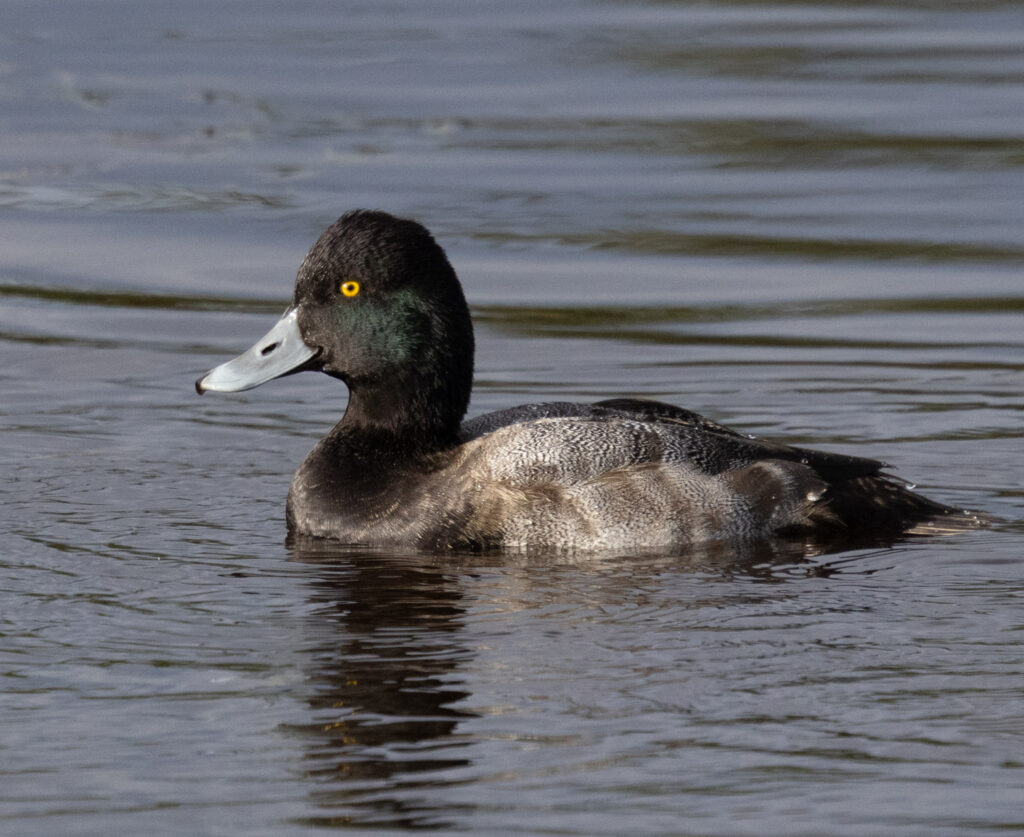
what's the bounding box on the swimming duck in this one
[197,210,984,550]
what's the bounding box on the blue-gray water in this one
[3,2,1023,835]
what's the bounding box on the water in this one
[3,1,1023,834]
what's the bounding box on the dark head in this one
[197,210,475,446]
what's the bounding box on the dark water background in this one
[3,1,1024,834]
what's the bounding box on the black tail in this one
[812,474,994,535]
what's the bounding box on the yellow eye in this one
[340,280,360,298]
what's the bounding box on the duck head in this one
[196,210,475,443]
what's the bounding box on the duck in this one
[196,209,986,551]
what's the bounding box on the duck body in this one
[197,210,984,551]
[285,396,962,550]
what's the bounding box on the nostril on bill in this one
[261,342,279,356]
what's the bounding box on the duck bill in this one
[196,308,319,394]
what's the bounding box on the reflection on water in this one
[278,531,940,830]
[287,544,475,829]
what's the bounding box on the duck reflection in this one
[286,536,477,830]
[282,528,922,828]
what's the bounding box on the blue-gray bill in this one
[195,308,317,394]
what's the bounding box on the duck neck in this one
[336,367,469,455]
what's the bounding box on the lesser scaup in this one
[197,210,986,550]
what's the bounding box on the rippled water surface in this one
[3,1,1024,834]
